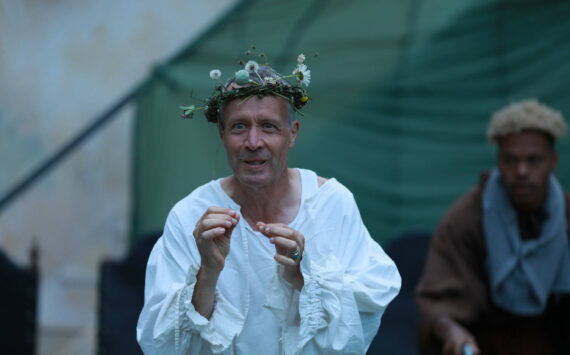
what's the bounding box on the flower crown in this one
[180,49,313,124]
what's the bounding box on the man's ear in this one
[289,120,300,148]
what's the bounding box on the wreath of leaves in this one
[182,82,308,123]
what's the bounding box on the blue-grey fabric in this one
[483,168,570,315]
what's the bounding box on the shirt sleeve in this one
[264,188,401,355]
[136,209,245,355]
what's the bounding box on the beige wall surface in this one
[0,0,236,354]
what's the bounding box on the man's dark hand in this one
[434,316,480,355]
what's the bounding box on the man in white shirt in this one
[137,57,401,355]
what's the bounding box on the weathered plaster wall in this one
[0,0,237,353]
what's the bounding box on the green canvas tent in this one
[132,0,570,245]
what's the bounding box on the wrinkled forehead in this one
[223,94,289,120]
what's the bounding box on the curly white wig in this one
[487,99,567,143]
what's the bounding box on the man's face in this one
[497,130,557,211]
[220,95,299,188]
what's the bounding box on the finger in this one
[270,236,297,250]
[257,223,304,252]
[206,206,239,216]
[257,221,288,233]
[274,254,298,267]
[256,221,267,233]
[272,227,304,251]
[209,214,240,236]
[204,213,239,221]
[227,217,240,235]
[196,213,239,235]
[201,217,237,230]
[259,221,288,228]
[194,220,230,238]
[199,207,239,223]
[200,227,227,240]
[467,342,480,355]
[259,224,296,239]
[257,222,289,230]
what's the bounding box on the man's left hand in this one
[257,222,304,289]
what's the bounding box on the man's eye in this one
[503,156,517,165]
[528,156,544,166]
[262,123,277,131]
[231,123,246,130]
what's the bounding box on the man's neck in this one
[222,168,301,229]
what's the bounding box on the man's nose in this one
[245,127,262,150]
[516,162,529,176]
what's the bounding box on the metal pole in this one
[0,85,140,213]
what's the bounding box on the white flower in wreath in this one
[209,69,222,80]
[245,60,260,73]
[264,77,277,84]
[293,64,311,87]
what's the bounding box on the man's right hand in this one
[434,316,480,355]
[193,207,240,274]
[192,207,239,319]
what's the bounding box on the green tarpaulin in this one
[132,0,570,245]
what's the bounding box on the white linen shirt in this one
[137,169,401,354]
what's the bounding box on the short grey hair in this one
[218,65,295,129]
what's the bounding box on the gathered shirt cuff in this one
[175,264,245,354]
[298,256,344,341]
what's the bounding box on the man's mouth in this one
[244,160,267,166]
[510,183,535,196]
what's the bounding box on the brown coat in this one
[416,178,570,355]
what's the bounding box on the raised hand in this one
[193,207,240,274]
[257,222,305,289]
[192,207,240,319]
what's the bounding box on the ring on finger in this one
[288,247,301,261]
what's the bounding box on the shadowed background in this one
[1,0,570,354]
